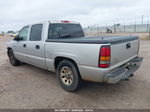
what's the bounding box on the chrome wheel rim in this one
[60,66,73,86]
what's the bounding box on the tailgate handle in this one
[126,43,131,49]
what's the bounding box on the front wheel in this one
[56,60,81,92]
[8,49,20,66]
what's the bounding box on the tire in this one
[8,49,20,66]
[56,60,81,92]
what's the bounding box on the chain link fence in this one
[84,24,150,34]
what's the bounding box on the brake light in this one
[61,20,70,23]
[99,45,111,68]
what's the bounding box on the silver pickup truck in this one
[7,20,143,92]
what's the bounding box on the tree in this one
[7,31,14,34]
[2,31,4,36]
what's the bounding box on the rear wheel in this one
[56,60,81,92]
[8,49,20,66]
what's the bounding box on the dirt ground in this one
[0,36,150,109]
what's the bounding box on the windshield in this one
[48,23,84,39]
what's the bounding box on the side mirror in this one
[13,35,19,41]
[13,35,23,41]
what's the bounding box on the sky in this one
[0,0,150,32]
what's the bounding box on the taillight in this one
[99,45,111,68]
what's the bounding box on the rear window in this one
[48,23,84,39]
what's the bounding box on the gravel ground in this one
[0,37,150,109]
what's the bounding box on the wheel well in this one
[54,57,76,69]
[54,57,82,79]
[7,47,12,51]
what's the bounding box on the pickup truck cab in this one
[7,20,143,92]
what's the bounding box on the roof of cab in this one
[49,20,80,24]
[23,20,80,27]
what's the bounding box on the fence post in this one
[124,25,126,32]
[100,27,102,33]
[147,24,149,32]
[90,27,92,33]
[114,25,116,33]
[97,27,99,34]
[134,24,136,33]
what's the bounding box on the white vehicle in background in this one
[9,33,15,37]
[7,20,143,92]
[9,32,19,37]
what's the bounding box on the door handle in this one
[126,43,131,49]
[35,45,40,49]
[23,44,26,47]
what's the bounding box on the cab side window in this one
[19,26,29,41]
[30,24,43,41]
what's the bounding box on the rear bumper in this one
[104,57,143,84]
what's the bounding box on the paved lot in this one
[0,37,150,109]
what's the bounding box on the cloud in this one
[0,0,150,32]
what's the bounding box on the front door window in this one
[19,26,29,41]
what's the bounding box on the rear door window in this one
[30,24,43,41]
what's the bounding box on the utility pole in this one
[149,23,150,39]
[142,15,144,24]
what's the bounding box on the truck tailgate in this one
[109,36,139,68]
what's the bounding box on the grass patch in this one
[140,37,150,40]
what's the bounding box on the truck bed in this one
[46,35,139,70]
[46,35,138,45]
